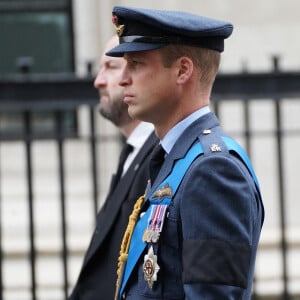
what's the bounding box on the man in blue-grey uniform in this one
[107,6,264,300]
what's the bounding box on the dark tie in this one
[149,144,165,183]
[112,143,133,189]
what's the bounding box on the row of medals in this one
[142,204,168,289]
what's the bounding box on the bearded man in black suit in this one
[68,35,157,300]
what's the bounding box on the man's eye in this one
[107,63,118,69]
[130,60,140,68]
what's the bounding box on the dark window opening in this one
[0,0,78,138]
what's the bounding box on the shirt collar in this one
[161,106,210,154]
[127,121,154,149]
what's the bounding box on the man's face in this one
[94,37,131,127]
[119,49,179,127]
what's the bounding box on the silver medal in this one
[143,246,160,288]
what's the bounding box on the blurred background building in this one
[0,0,300,299]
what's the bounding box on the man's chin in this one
[128,109,146,122]
[98,106,111,119]
[128,108,138,120]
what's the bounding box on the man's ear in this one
[176,56,194,84]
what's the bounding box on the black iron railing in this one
[0,67,300,300]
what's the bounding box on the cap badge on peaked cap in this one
[112,15,125,37]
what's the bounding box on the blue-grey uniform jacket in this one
[120,112,264,299]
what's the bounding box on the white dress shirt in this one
[122,122,154,175]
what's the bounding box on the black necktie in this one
[149,144,165,183]
[113,143,133,189]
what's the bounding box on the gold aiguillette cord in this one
[114,194,145,300]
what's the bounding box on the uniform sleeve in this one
[179,153,258,299]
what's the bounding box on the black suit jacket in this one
[69,132,158,300]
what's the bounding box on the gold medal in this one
[142,229,150,242]
[143,246,160,288]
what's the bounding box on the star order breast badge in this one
[143,246,160,288]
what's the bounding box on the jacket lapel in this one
[82,132,157,267]
[149,112,219,194]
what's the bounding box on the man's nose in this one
[119,67,131,87]
[94,70,106,89]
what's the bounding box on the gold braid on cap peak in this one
[115,194,145,299]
